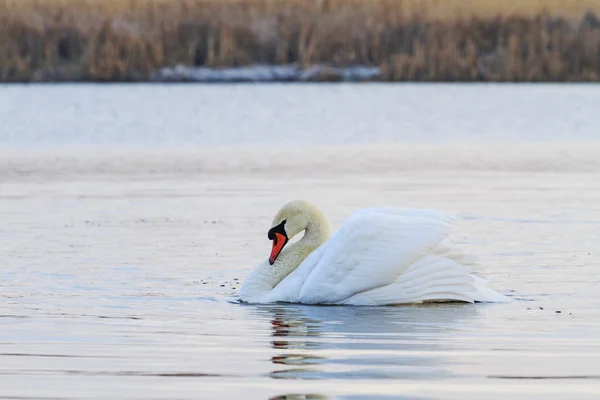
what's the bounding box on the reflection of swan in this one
[255,303,479,351]
[243,303,479,382]
[241,200,508,305]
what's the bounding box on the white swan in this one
[240,200,509,305]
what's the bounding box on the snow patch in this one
[151,64,381,82]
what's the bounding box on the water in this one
[1,84,600,399]
[2,83,600,147]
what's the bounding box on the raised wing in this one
[296,208,455,304]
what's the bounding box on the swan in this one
[240,200,509,305]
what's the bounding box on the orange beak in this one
[269,232,288,265]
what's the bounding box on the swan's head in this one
[267,200,325,265]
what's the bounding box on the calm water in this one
[1,84,600,400]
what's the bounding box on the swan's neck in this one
[240,214,330,302]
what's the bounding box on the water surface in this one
[1,84,600,399]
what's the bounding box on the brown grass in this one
[1,0,600,82]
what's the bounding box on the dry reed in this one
[1,0,600,82]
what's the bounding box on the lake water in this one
[1,84,600,400]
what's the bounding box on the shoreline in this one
[2,1,600,83]
[7,59,600,84]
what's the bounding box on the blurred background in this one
[2,0,600,82]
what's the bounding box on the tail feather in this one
[340,254,508,305]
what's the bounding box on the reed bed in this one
[1,0,600,82]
